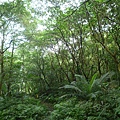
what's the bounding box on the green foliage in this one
[48,88,120,120]
[0,97,47,120]
[1,0,120,97]
[0,1,120,120]
[61,72,115,99]
[48,98,81,120]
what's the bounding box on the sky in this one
[0,0,14,4]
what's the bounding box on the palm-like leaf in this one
[75,74,88,84]
[70,81,77,86]
[75,74,89,92]
[60,71,115,99]
[60,85,82,93]
[93,71,115,87]
[88,73,98,93]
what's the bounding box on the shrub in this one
[48,89,120,120]
[0,96,47,120]
[60,72,115,100]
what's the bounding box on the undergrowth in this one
[0,96,47,120]
[0,88,120,120]
[47,88,120,120]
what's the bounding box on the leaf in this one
[95,0,104,2]
[75,74,86,81]
[93,72,115,88]
[87,93,96,99]
[98,71,115,84]
[75,74,88,84]
[89,73,98,92]
[60,85,82,93]
[70,81,77,86]
[59,93,75,99]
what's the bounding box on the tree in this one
[0,0,32,96]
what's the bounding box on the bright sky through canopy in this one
[0,0,84,48]
[0,0,14,4]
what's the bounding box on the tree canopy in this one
[0,0,120,97]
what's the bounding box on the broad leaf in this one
[75,74,88,85]
[60,85,82,93]
[97,71,115,85]
[89,73,98,92]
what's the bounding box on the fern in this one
[60,72,115,99]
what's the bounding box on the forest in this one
[0,0,120,119]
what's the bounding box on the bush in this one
[0,96,47,120]
[48,89,120,120]
[60,72,115,100]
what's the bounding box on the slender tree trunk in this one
[7,41,14,96]
[0,32,5,96]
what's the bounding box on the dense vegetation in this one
[0,0,120,119]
